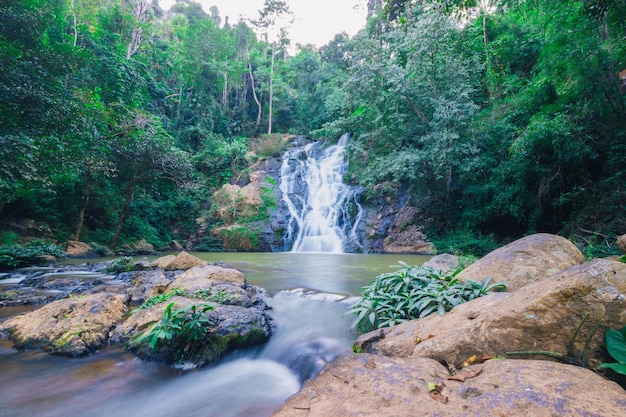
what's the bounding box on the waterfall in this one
[279,133,364,253]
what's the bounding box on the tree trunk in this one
[268,41,276,135]
[73,170,91,241]
[246,46,262,130]
[109,181,136,250]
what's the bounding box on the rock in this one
[617,234,626,254]
[114,296,271,365]
[172,264,247,290]
[422,254,461,273]
[457,233,585,291]
[0,293,129,357]
[359,258,626,367]
[152,254,176,269]
[120,239,155,255]
[125,270,172,304]
[152,251,206,271]
[383,224,436,254]
[271,353,626,417]
[169,240,185,251]
[360,185,436,254]
[65,240,95,258]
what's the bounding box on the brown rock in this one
[457,233,584,291]
[0,293,128,356]
[360,258,626,367]
[152,251,206,271]
[272,354,626,417]
[422,254,461,273]
[65,240,93,257]
[168,240,184,251]
[617,234,626,255]
[126,270,172,303]
[383,224,436,254]
[173,264,246,291]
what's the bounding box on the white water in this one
[1,288,357,417]
[279,134,363,253]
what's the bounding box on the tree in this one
[251,0,292,134]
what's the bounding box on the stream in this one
[0,252,428,417]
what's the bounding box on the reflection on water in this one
[0,253,428,417]
[191,252,430,296]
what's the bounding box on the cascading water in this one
[279,133,364,253]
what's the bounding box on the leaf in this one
[605,326,626,364]
[449,368,483,381]
[598,362,626,375]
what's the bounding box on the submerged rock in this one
[272,354,626,417]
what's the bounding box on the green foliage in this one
[134,287,236,312]
[429,230,500,257]
[0,240,64,270]
[599,326,626,376]
[105,256,135,274]
[130,302,215,364]
[348,262,505,333]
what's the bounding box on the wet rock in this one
[0,293,129,357]
[113,296,271,366]
[271,354,626,417]
[359,258,626,367]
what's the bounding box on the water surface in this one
[0,252,429,417]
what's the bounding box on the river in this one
[0,252,428,417]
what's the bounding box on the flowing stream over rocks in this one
[279,134,364,253]
[0,252,429,417]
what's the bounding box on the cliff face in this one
[203,138,435,254]
[357,182,436,254]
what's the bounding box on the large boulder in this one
[113,296,271,365]
[272,353,626,417]
[358,258,626,367]
[0,293,129,356]
[173,264,247,290]
[457,233,585,291]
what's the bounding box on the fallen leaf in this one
[462,354,492,368]
[449,368,483,382]
[427,382,448,404]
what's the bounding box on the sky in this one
[159,0,368,49]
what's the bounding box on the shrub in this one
[0,239,64,270]
[348,262,505,333]
[130,302,215,364]
[105,256,135,274]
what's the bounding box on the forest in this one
[0,0,624,258]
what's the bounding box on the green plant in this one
[131,302,215,364]
[599,326,626,375]
[133,288,189,312]
[192,288,237,304]
[0,240,64,270]
[347,262,505,333]
[105,256,135,274]
[506,313,603,366]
